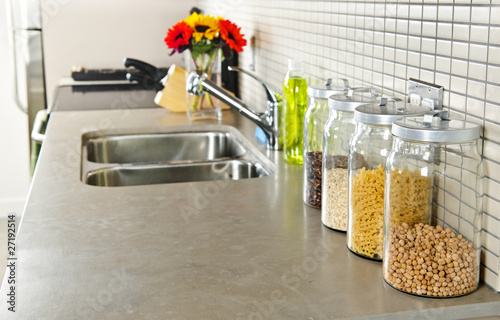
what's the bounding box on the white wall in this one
[0,0,31,218]
[41,0,197,105]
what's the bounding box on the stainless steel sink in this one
[85,160,270,187]
[81,125,276,187]
[84,131,247,163]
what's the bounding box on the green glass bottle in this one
[282,60,308,165]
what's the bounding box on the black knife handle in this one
[123,58,168,81]
[126,73,164,92]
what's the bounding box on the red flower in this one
[218,19,247,53]
[164,21,192,53]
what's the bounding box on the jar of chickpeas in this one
[383,111,483,298]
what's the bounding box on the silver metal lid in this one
[392,111,481,143]
[307,78,368,99]
[354,98,430,125]
[328,88,380,112]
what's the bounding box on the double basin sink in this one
[81,125,276,187]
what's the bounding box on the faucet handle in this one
[186,71,208,96]
[341,78,350,89]
[227,66,279,104]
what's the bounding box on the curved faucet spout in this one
[186,70,281,150]
[227,66,279,106]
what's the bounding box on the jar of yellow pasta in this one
[383,111,483,298]
[347,98,429,260]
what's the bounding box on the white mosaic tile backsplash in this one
[197,0,500,291]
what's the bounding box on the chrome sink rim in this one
[84,130,248,164]
[80,124,276,187]
[85,159,271,187]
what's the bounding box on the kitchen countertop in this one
[2,106,500,319]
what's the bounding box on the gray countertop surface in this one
[1,107,500,319]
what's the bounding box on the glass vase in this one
[184,48,222,121]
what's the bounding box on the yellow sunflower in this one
[184,12,219,42]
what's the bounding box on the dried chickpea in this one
[384,223,479,297]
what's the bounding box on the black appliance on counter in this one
[51,83,159,112]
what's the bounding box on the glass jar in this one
[303,79,356,208]
[383,111,483,298]
[347,98,429,260]
[321,89,378,230]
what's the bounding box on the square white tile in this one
[438,5,454,21]
[454,6,471,23]
[472,6,491,24]
[471,25,490,44]
[490,26,500,46]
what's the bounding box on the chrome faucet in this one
[186,67,281,150]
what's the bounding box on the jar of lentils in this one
[383,111,483,297]
[321,89,377,231]
[303,79,358,208]
[347,98,429,260]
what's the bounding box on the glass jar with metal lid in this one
[321,88,379,231]
[347,98,430,260]
[303,79,365,208]
[383,111,483,298]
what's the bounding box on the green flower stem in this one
[190,94,200,112]
[188,48,219,112]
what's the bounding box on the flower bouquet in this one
[165,12,247,120]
